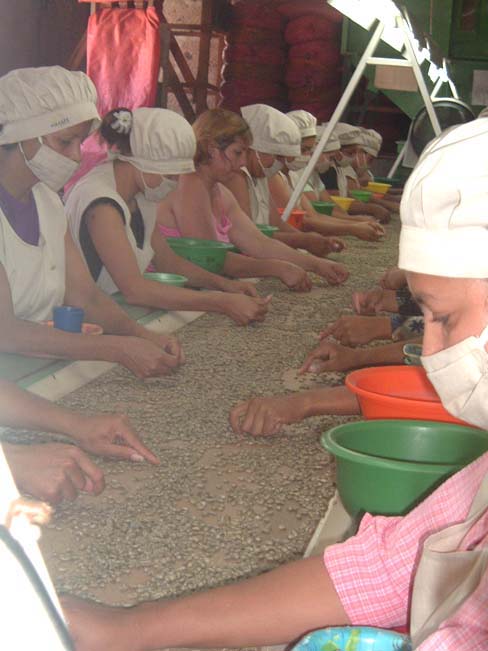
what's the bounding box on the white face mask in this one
[287,155,310,172]
[421,324,488,429]
[19,137,79,192]
[337,154,354,168]
[139,171,177,202]
[256,152,283,178]
[315,157,331,174]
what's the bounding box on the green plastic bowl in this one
[143,272,188,287]
[257,224,278,238]
[349,189,372,203]
[321,419,488,516]
[166,237,234,274]
[311,200,335,216]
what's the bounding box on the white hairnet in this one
[361,128,382,157]
[317,124,341,152]
[399,119,488,278]
[118,107,196,175]
[335,122,364,147]
[0,66,100,144]
[241,104,301,157]
[286,110,317,139]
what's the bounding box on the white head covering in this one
[316,124,341,152]
[335,122,364,147]
[399,119,488,278]
[286,110,317,139]
[361,128,382,157]
[241,104,301,157]
[0,66,100,145]
[117,107,196,175]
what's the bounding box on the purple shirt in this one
[0,183,40,245]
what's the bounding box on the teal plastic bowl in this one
[143,272,188,287]
[311,200,335,215]
[321,419,488,516]
[292,627,411,651]
[166,237,234,274]
[375,175,402,188]
[257,224,278,238]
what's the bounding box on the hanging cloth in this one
[66,5,161,192]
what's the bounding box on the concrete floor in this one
[3,219,399,647]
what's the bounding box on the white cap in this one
[118,107,196,175]
[286,110,317,139]
[0,66,100,145]
[316,124,341,152]
[335,122,364,147]
[241,104,301,157]
[361,128,382,157]
[399,119,488,278]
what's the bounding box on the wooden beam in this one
[159,22,171,108]
[167,61,196,122]
[160,14,196,88]
[195,0,213,115]
[66,30,87,71]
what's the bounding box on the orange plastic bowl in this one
[278,208,305,230]
[345,365,469,426]
[43,321,103,335]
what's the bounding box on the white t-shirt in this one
[65,162,156,295]
[241,167,271,226]
[0,184,66,322]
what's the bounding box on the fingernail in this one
[130,453,145,462]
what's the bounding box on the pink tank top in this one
[158,184,232,243]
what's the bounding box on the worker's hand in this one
[219,277,259,297]
[313,259,349,286]
[319,314,392,346]
[68,413,159,464]
[221,293,271,325]
[323,237,346,253]
[299,232,338,257]
[278,263,313,292]
[115,336,183,378]
[300,341,362,374]
[379,267,406,290]
[353,222,385,242]
[352,287,397,315]
[4,442,105,505]
[229,394,307,436]
[367,203,391,224]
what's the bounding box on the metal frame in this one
[281,12,444,222]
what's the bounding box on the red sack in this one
[285,14,340,45]
[231,1,284,31]
[288,83,342,106]
[229,27,284,48]
[220,79,286,101]
[286,60,342,89]
[277,1,342,22]
[289,40,341,66]
[223,43,287,66]
[220,96,289,114]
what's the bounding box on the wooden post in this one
[194,0,213,115]
[159,22,171,108]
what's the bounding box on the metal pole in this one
[281,20,385,223]
[400,14,442,136]
[388,140,407,177]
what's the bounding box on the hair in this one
[192,108,252,166]
[99,107,133,155]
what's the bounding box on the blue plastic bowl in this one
[292,627,411,651]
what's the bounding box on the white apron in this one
[241,167,271,226]
[65,161,156,295]
[410,473,488,648]
[0,183,66,322]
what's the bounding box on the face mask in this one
[287,155,310,172]
[336,154,354,168]
[315,157,331,174]
[139,171,177,202]
[256,152,283,178]
[19,137,79,192]
[421,324,488,429]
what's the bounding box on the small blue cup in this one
[53,306,84,333]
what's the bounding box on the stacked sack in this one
[278,1,342,122]
[219,1,287,113]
